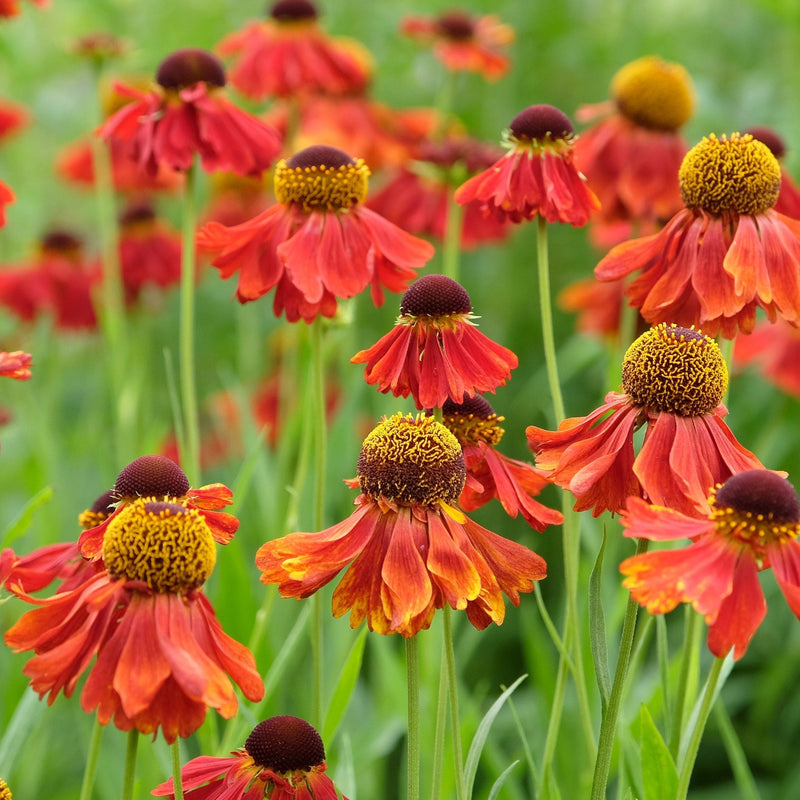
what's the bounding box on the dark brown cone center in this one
[245,716,325,772]
[509,104,574,141]
[114,455,191,498]
[400,275,471,317]
[715,470,800,522]
[156,48,226,90]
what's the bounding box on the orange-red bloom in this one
[198,144,434,323]
[527,324,765,517]
[734,317,800,398]
[216,0,370,101]
[455,104,600,226]
[401,9,514,81]
[0,349,31,380]
[620,470,800,659]
[441,396,563,531]
[153,715,347,800]
[574,56,695,247]
[0,180,13,228]
[352,274,518,410]
[0,0,46,18]
[0,98,29,140]
[595,133,800,338]
[5,499,263,743]
[99,48,281,177]
[257,413,547,636]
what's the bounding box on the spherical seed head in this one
[715,470,800,523]
[274,145,370,211]
[622,324,728,416]
[358,413,466,506]
[679,133,781,215]
[102,500,216,593]
[611,56,695,131]
[442,395,505,446]
[78,489,118,530]
[436,10,475,40]
[156,48,226,90]
[400,274,471,317]
[509,104,574,143]
[269,0,317,21]
[113,455,191,500]
[245,715,325,771]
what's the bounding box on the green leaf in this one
[323,626,368,744]
[0,486,53,548]
[640,704,678,800]
[589,528,611,711]
[464,674,527,798]
[487,760,520,800]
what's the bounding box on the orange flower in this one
[527,324,765,517]
[734,316,800,398]
[78,454,239,559]
[352,274,518,410]
[198,144,434,323]
[595,133,800,338]
[216,0,371,100]
[0,0,46,16]
[0,98,29,141]
[441,395,563,531]
[0,180,13,228]
[153,715,347,800]
[256,413,547,637]
[746,125,800,220]
[401,10,514,81]
[99,48,281,177]
[454,104,600,226]
[0,349,31,380]
[5,499,263,743]
[620,470,800,659]
[574,56,695,247]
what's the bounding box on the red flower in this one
[746,125,800,220]
[454,104,600,226]
[0,97,29,140]
[595,133,800,339]
[257,413,546,636]
[153,715,347,800]
[5,499,263,743]
[734,317,800,398]
[216,0,370,100]
[0,349,31,380]
[527,324,765,517]
[0,179,13,228]
[401,10,514,81]
[352,274,518,410]
[198,144,434,323]
[78,454,239,560]
[99,48,281,177]
[441,395,563,531]
[0,0,46,18]
[620,470,800,659]
[574,56,695,247]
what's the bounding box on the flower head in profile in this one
[198,144,434,323]
[595,132,800,338]
[78,454,239,559]
[216,0,371,100]
[0,350,31,381]
[527,324,765,518]
[352,274,518,410]
[621,470,800,660]
[257,413,547,636]
[746,125,800,220]
[153,715,347,800]
[98,48,281,177]
[454,104,600,226]
[401,9,514,81]
[5,499,263,742]
[574,55,695,246]
[441,395,563,531]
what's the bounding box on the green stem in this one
[121,729,139,800]
[171,739,185,800]
[78,716,104,800]
[430,632,449,800]
[590,537,649,800]
[441,185,465,282]
[179,162,200,486]
[676,656,727,800]
[406,635,421,800]
[713,700,762,800]
[443,606,466,800]
[669,608,701,758]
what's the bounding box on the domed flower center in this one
[507,105,574,154]
[358,413,466,506]
[40,230,83,261]
[442,396,505,446]
[156,48,226,90]
[245,715,325,772]
[274,145,370,211]
[102,500,216,593]
[710,470,800,552]
[745,126,786,160]
[679,133,781,215]
[621,323,728,416]
[78,489,118,530]
[436,11,475,40]
[270,0,318,23]
[611,56,695,131]
[399,274,472,318]
[120,203,157,230]
[114,454,191,500]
